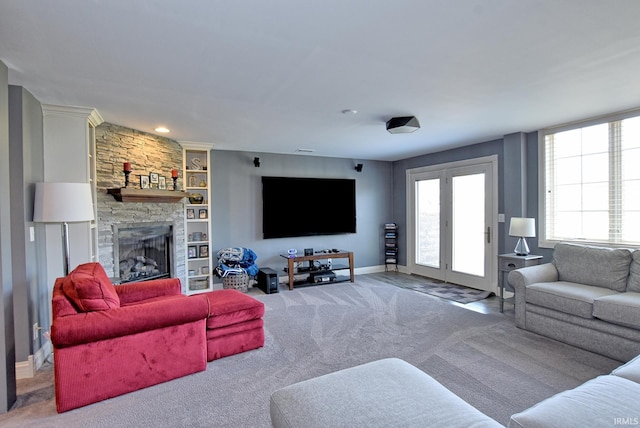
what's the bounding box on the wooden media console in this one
[280,251,354,290]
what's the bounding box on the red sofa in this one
[51,263,210,413]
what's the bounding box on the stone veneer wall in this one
[95,123,187,289]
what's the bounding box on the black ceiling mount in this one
[386,116,420,134]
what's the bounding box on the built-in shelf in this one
[182,143,214,295]
[107,187,188,203]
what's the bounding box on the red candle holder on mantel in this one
[171,169,180,191]
[123,162,132,187]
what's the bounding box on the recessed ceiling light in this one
[341,109,358,115]
[296,148,316,153]
[155,126,170,133]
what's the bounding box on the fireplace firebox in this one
[113,222,175,283]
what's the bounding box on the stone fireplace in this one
[95,123,187,289]
[113,222,175,283]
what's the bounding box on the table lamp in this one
[509,217,536,256]
[33,182,95,275]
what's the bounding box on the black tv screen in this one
[262,177,356,239]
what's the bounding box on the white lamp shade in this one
[33,182,95,223]
[509,217,536,238]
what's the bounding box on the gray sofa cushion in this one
[628,251,640,293]
[508,375,640,428]
[527,281,618,319]
[270,358,502,428]
[553,243,631,292]
[593,292,640,329]
[611,353,640,383]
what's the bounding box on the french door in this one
[407,156,497,291]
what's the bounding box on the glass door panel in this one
[407,157,496,292]
[451,173,485,277]
[416,178,440,268]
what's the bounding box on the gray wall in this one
[210,151,393,274]
[8,85,45,362]
[0,60,17,412]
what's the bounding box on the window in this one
[540,109,640,247]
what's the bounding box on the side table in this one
[498,253,542,312]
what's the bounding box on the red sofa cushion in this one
[62,262,120,312]
[52,294,209,347]
[116,277,182,305]
[203,289,265,329]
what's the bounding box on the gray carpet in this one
[0,272,620,427]
[390,275,494,303]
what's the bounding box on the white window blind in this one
[542,111,640,246]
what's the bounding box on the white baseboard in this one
[16,340,53,379]
[355,265,410,275]
[354,265,385,274]
[15,355,34,379]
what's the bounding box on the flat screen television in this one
[262,176,356,239]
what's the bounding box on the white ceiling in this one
[2,1,640,161]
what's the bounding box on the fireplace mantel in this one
[107,188,188,203]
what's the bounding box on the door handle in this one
[486,226,491,244]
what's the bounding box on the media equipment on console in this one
[304,248,314,269]
[309,271,336,283]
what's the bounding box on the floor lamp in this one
[33,182,95,276]
[509,217,536,256]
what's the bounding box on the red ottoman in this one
[202,289,265,361]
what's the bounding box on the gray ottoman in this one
[270,358,501,428]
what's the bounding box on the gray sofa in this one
[270,355,640,427]
[508,242,640,362]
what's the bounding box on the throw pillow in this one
[627,251,640,293]
[553,243,631,292]
[63,262,120,312]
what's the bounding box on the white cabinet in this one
[42,104,103,325]
[181,143,214,294]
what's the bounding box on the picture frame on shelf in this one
[188,245,197,259]
[199,208,208,219]
[186,208,195,219]
[140,175,150,189]
[192,232,203,241]
[149,172,159,184]
[158,176,166,190]
[199,244,209,258]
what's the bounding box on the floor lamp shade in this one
[33,182,95,223]
[509,217,536,256]
[33,182,95,275]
